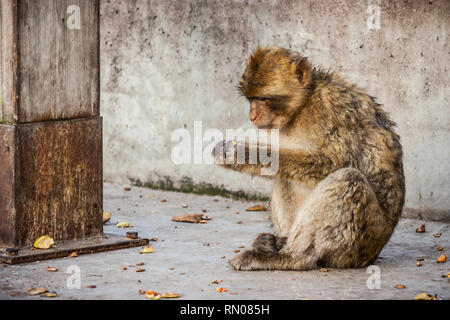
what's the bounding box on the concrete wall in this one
[100,0,450,220]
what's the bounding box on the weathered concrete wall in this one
[100,0,450,219]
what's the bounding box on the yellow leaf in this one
[140,246,154,254]
[103,212,111,224]
[116,221,130,228]
[33,236,54,250]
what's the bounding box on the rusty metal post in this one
[0,0,148,264]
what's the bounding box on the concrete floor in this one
[1,183,448,300]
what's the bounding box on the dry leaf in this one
[437,246,444,251]
[28,287,47,296]
[68,252,78,258]
[433,233,441,238]
[116,221,130,228]
[230,292,238,295]
[394,284,406,289]
[140,246,154,254]
[233,250,240,253]
[160,199,167,203]
[414,293,437,300]
[415,225,426,233]
[138,289,145,294]
[103,212,111,224]
[136,262,145,266]
[46,266,58,272]
[87,285,96,289]
[416,261,422,267]
[33,235,54,250]
[202,209,208,213]
[121,267,128,270]
[216,288,228,292]
[320,268,329,272]
[182,204,188,208]
[124,187,131,191]
[161,292,180,299]
[246,204,266,212]
[172,214,210,224]
[437,254,447,263]
[136,268,146,273]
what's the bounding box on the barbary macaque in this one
[213,46,405,271]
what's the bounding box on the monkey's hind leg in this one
[252,233,287,253]
[229,168,391,271]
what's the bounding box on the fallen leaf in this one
[121,267,128,270]
[416,257,425,261]
[211,280,219,284]
[33,235,54,250]
[42,292,57,298]
[46,266,58,272]
[320,268,329,272]
[414,293,438,300]
[234,211,240,215]
[416,261,422,267]
[437,246,444,251]
[140,246,154,254]
[172,214,210,224]
[161,292,180,299]
[169,267,175,270]
[230,292,238,295]
[87,285,96,289]
[233,250,240,253]
[202,209,208,213]
[138,289,145,294]
[394,284,407,289]
[136,268,146,273]
[216,288,228,292]
[179,272,186,275]
[433,233,441,238]
[103,212,111,224]
[415,225,426,233]
[68,252,78,258]
[182,204,188,208]
[105,235,110,239]
[28,287,47,296]
[136,262,145,266]
[246,204,266,212]
[437,254,447,263]
[160,199,167,203]
[124,187,131,191]
[116,221,130,228]
[221,256,226,259]
[238,245,245,249]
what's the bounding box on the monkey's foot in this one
[252,233,287,253]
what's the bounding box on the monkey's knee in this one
[252,233,287,253]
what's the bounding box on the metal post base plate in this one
[0,234,149,264]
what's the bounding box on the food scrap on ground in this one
[437,254,447,263]
[415,225,426,233]
[245,204,266,212]
[172,214,211,224]
[46,266,58,272]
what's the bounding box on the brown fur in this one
[214,46,405,271]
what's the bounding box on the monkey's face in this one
[249,98,283,129]
[239,46,312,129]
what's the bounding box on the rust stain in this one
[1,118,103,248]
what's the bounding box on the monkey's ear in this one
[294,58,312,87]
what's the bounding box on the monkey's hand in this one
[212,140,273,177]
